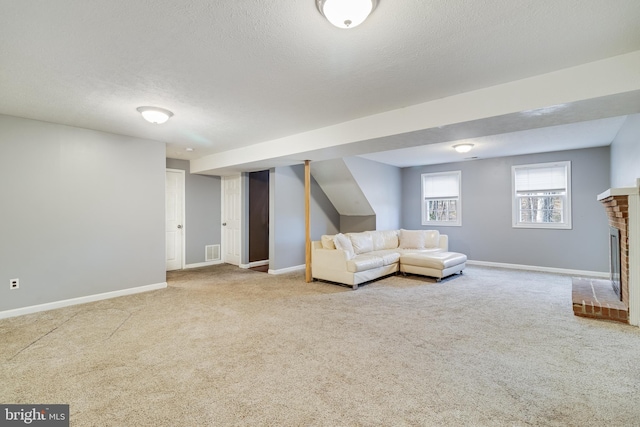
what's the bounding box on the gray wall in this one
[269,165,339,270]
[401,147,611,272]
[610,114,640,188]
[166,159,221,265]
[343,156,402,230]
[0,115,166,312]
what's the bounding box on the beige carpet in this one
[2,265,640,426]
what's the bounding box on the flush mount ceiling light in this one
[136,106,173,124]
[453,143,474,153]
[316,0,378,29]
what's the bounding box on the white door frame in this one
[221,175,242,265]
[166,168,186,271]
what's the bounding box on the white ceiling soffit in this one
[1,1,640,173]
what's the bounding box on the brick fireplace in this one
[601,195,630,302]
[572,182,640,325]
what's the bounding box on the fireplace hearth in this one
[572,277,628,323]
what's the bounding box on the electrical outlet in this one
[10,278,19,289]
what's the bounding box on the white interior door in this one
[222,175,241,265]
[166,169,185,271]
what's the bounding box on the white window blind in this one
[423,172,460,198]
[514,165,567,192]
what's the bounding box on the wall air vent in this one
[205,245,221,262]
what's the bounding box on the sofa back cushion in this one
[333,233,355,259]
[383,230,400,249]
[321,235,336,249]
[369,231,383,251]
[369,230,399,250]
[347,232,374,255]
[424,230,440,248]
[398,229,441,249]
[398,229,425,249]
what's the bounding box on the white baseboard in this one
[268,264,305,275]
[240,260,270,269]
[0,282,167,320]
[184,260,224,269]
[466,260,608,278]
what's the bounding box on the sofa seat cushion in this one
[400,252,467,270]
[397,248,443,256]
[347,254,384,273]
[370,250,401,266]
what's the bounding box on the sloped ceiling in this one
[311,159,374,216]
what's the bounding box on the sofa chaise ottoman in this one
[400,252,467,282]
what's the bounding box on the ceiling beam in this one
[192,50,640,176]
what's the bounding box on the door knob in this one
[177,225,183,229]
[222,222,227,226]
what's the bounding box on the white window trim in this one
[421,170,462,227]
[511,161,572,230]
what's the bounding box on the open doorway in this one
[249,170,269,271]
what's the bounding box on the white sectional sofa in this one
[311,229,466,289]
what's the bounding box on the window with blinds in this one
[421,170,461,226]
[512,161,571,229]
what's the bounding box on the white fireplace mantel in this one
[597,186,640,201]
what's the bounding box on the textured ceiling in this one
[1,0,640,169]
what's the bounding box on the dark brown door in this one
[249,170,269,262]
